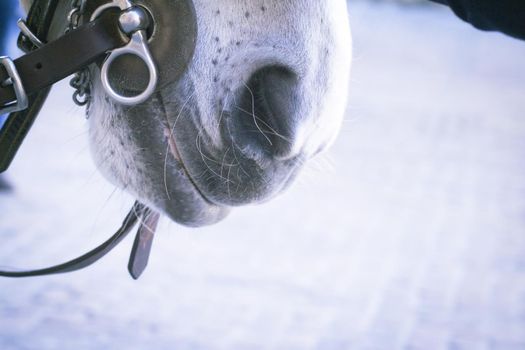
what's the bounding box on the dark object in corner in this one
[0,175,11,192]
[430,0,525,40]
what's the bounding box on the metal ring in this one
[100,30,157,105]
[92,1,158,105]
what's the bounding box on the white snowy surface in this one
[1,2,525,349]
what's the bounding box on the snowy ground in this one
[1,2,525,349]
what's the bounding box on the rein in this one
[0,202,160,280]
[0,0,196,279]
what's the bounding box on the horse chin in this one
[153,161,232,227]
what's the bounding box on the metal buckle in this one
[91,0,158,105]
[0,57,29,115]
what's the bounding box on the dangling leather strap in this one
[0,202,158,279]
[0,9,127,108]
[128,211,160,279]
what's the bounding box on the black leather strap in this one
[0,89,51,173]
[128,210,160,279]
[0,202,145,278]
[0,9,127,108]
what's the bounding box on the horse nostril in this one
[231,65,302,160]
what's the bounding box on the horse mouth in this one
[163,124,215,206]
[157,67,308,209]
[152,114,231,226]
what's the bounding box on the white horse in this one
[22,0,352,226]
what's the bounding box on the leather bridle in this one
[0,0,196,279]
